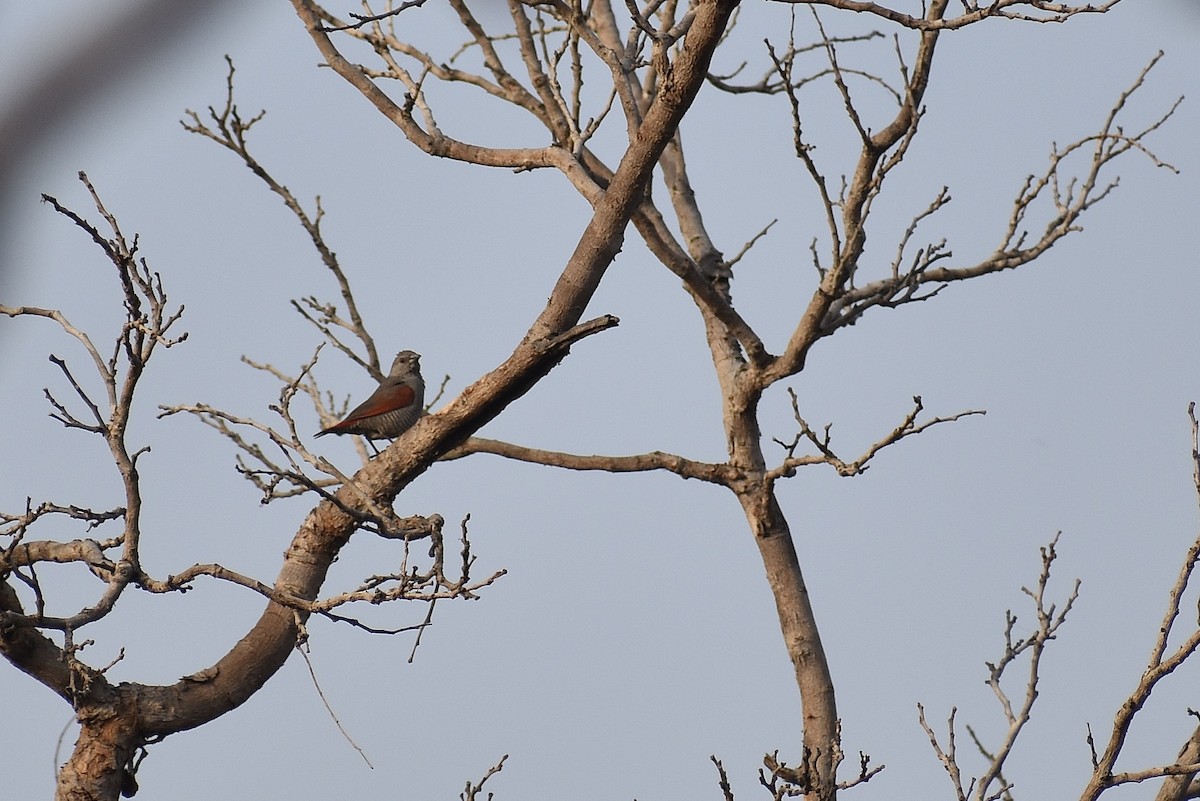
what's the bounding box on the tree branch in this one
[769,391,984,479]
[1080,404,1200,801]
[445,436,735,484]
[769,0,1120,31]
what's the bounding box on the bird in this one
[315,350,425,447]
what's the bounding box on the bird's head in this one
[388,350,421,378]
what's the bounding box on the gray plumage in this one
[315,350,425,440]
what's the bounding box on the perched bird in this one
[315,350,425,445]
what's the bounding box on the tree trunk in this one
[57,696,139,801]
[738,483,839,800]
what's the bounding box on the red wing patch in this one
[340,384,416,424]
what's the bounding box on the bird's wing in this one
[340,383,416,423]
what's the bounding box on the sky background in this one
[2,2,1199,799]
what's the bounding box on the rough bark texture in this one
[5,3,1170,800]
[0,5,742,800]
[741,486,839,796]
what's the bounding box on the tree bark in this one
[57,692,140,801]
[18,4,745,799]
[742,485,838,798]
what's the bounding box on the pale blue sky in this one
[3,2,1199,799]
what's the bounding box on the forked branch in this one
[1,175,185,636]
[1079,404,1200,801]
[769,391,984,479]
[920,534,1078,801]
[829,53,1178,336]
[182,57,381,376]
[771,0,1120,31]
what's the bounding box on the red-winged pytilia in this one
[315,350,425,444]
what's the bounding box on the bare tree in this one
[0,2,1190,800]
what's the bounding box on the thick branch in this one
[128,0,741,740]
